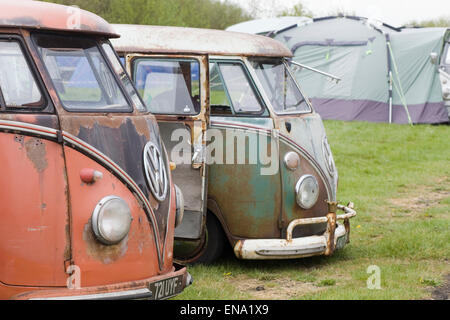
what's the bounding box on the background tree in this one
[407,16,450,28]
[42,0,252,30]
[278,1,313,18]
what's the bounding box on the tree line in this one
[43,0,252,30]
[43,0,449,29]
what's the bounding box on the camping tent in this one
[272,16,450,124]
[226,16,312,36]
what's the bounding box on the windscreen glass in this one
[445,46,450,65]
[34,34,130,112]
[102,43,146,112]
[251,58,311,114]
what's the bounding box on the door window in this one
[0,40,44,110]
[210,61,265,116]
[133,58,201,115]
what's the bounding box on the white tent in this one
[226,16,312,36]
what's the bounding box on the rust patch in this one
[130,117,151,140]
[24,137,48,173]
[83,220,128,264]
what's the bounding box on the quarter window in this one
[210,63,233,115]
[0,40,44,110]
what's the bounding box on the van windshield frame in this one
[32,33,132,113]
[250,58,312,115]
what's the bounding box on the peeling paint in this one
[24,138,48,173]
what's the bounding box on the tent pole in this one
[386,34,393,124]
[389,71,393,124]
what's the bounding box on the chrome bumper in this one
[12,265,192,300]
[234,203,356,260]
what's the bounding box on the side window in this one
[209,60,265,116]
[0,40,44,111]
[133,58,201,115]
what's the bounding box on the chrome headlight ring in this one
[295,175,320,209]
[92,196,133,245]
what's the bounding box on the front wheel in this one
[196,213,226,264]
[174,213,225,265]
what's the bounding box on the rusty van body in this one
[0,2,190,300]
[112,24,357,263]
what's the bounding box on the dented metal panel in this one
[112,24,293,58]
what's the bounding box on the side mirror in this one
[430,52,438,65]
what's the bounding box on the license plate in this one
[149,275,184,300]
[336,234,348,250]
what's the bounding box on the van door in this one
[208,59,282,239]
[127,54,209,241]
[0,35,69,287]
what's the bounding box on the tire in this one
[196,213,226,264]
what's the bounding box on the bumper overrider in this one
[12,264,193,300]
[234,202,357,259]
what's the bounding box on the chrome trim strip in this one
[30,288,152,300]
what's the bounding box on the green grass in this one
[174,120,450,300]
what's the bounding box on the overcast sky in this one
[227,0,450,27]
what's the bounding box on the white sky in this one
[227,0,450,27]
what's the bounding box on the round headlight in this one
[295,175,320,209]
[92,196,132,245]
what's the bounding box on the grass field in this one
[174,120,450,300]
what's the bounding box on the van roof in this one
[0,0,118,38]
[111,24,293,58]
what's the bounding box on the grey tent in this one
[273,16,450,124]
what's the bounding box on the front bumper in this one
[234,203,356,260]
[12,264,192,300]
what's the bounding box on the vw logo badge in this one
[143,142,168,202]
